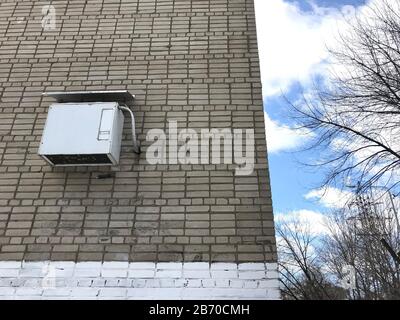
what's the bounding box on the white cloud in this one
[255,0,400,97]
[305,187,353,209]
[276,209,329,235]
[264,113,312,153]
[256,0,361,154]
[254,0,358,97]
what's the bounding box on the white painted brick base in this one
[0,261,281,300]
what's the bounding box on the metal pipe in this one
[119,105,140,154]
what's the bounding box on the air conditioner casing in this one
[38,102,124,166]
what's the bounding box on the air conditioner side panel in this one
[109,109,124,165]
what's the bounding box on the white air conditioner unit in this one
[38,91,139,166]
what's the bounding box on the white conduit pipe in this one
[118,104,141,154]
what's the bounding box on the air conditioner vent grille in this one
[45,154,113,165]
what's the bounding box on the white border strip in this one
[0,262,280,300]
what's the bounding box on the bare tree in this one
[277,219,345,300]
[278,188,400,300]
[288,0,400,193]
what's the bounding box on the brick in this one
[210,263,237,271]
[101,269,128,278]
[19,267,44,278]
[99,288,127,297]
[0,261,22,268]
[266,270,279,279]
[129,262,156,270]
[74,268,101,277]
[156,263,182,270]
[266,263,278,271]
[211,270,238,279]
[155,270,182,278]
[182,262,209,270]
[238,263,266,271]
[15,288,43,296]
[238,271,266,280]
[70,288,100,297]
[0,288,16,296]
[0,269,19,277]
[102,262,129,269]
[201,279,215,288]
[128,269,155,278]
[267,289,281,300]
[42,289,71,297]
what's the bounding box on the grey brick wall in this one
[0,0,276,263]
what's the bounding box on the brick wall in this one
[0,0,276,264]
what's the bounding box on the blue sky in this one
[254,0,370,230]
[287,0,366,10]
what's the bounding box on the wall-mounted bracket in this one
[43,90,135,107]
